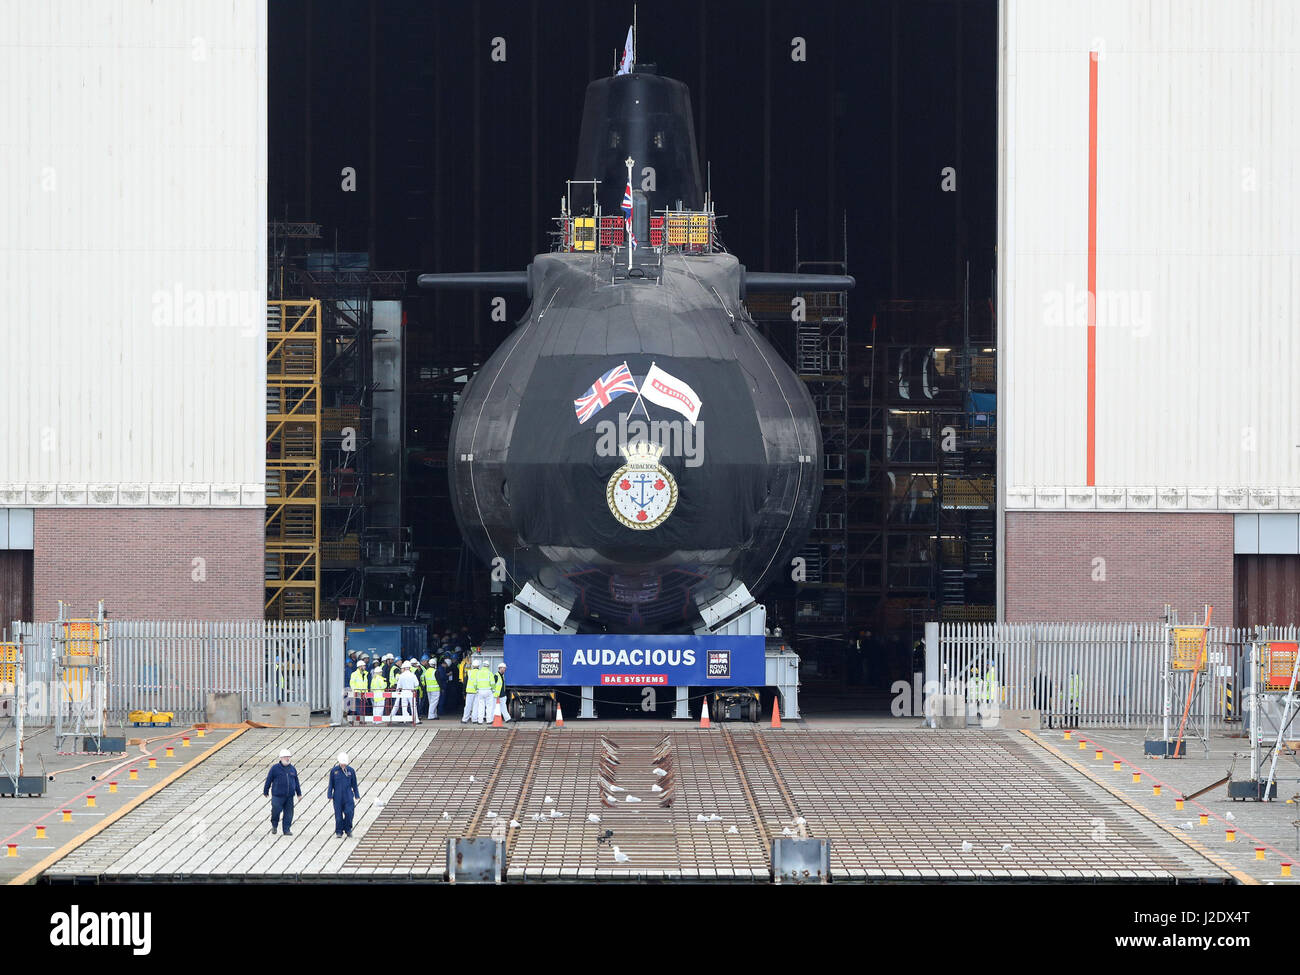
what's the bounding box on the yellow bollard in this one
[182,737,190,747]
[1112,760,1122,771]
[1095,749,1104,760]
[6,844,15,858]
[1199,813,1209,826]
[1153,784,1162,796]
[165,746,174,758]
[1175,799,1185,811]
[1282,862,1292,878]
[35,826,45,839]
[108,782,118,793]
[1064,731,1072,740]
[1078,739,1087,750]
[129,768,138,780]
[1226,829,1236,842]
[1131,772,1141,784]
[61,809,72,822]
[1256,848,1266,861]
[148,757,157,769]
[86,795,96,808]
[197,728,206,738]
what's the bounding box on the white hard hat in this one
[402,661,411,669]
[384,653,394,660]
[338,752,349,765]
[498,663,507,670]
[279,748,292,758]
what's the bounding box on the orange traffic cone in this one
[492,700,504,728]
[555,702,564,727]
[699,698,711,729]
[771,698,782,729]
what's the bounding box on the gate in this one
[10,619,344,727]
[928,622,1293,729]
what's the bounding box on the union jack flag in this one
[573,362,638,424]
[622,179,637,252]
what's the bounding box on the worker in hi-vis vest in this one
[370,664,388,718]
[423,657,442,719]
[349,660,370,718]
[983,662,998,708]
[474,659,495,724]
[461,656,482,723]
[492,663,510,723]
[1065,670,1082,727]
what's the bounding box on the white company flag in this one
[617,27,634,75]
[640,363,703,425]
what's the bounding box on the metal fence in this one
[10,619,345,727]
[927,622,1300,729]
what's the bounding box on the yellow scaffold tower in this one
[266,300,322,619]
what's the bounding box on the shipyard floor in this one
[8,719,1293,884]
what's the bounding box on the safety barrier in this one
[345,690,422,724]
[927,622,1300,729]
[9,619,345,727]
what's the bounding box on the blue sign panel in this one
[505,634,767,687]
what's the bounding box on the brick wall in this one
[1004,512,1234,625]
[33,509,264,620]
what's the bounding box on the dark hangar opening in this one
[266,0,997,712]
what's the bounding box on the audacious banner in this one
[504,634,766,687]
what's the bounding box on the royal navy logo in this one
[607,441,678,530]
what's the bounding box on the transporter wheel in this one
[544,698,556,722]
[747,700,759,723]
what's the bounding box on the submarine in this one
[419,56,854,636]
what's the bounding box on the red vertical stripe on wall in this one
[1086,52,1099,486]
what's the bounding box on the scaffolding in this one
[934,409,995,621]
[0,635,44,795]
[1233,637,1300,800]
[52,601,110,754]
[793,261,850,635]
[1143,611,1213,759]
[266,300,322,619]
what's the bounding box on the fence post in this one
[1124,624,1132,727]
[329,620,345,726]
[924,620,939,727]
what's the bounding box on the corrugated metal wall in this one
[0,1,267,504]
[1235,555,1300,629]
[998,0,1300,509]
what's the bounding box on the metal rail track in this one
[506,727,549,856]
[720,728,769,840]
[466,726,518,835]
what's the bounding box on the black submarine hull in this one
[448,250,822,633]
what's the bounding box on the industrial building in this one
[997,0,1300,628]
[1,1,268,624]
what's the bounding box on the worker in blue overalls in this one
[327,752,362,838]
[263,747,303,836]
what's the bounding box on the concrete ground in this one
[9,713,1296,885]
[1037,726,1300,885]
[17,718,1238,883]
[0,722,240,884]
